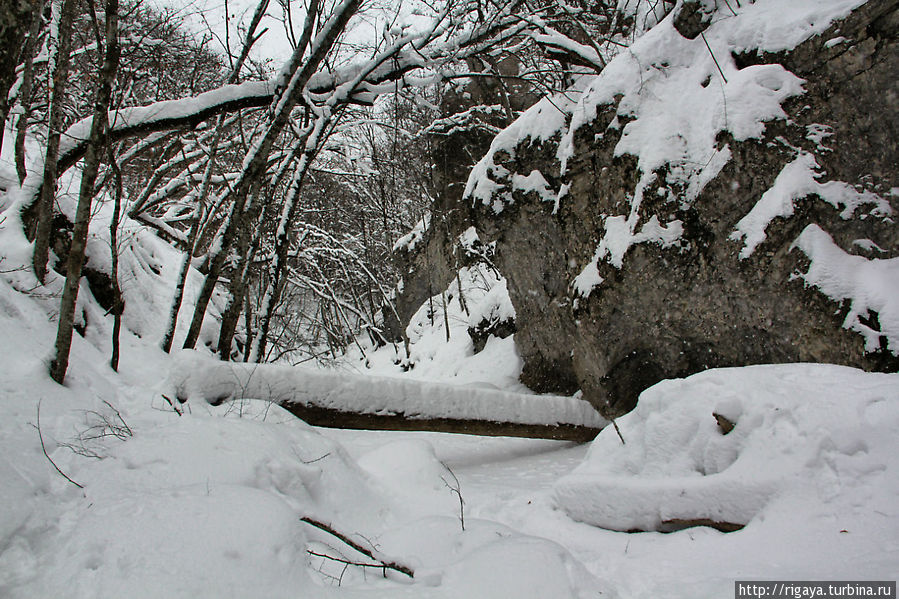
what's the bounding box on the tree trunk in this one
[32,0,76,283]
[14,0,45,184]
[49,0,119,384]
[0,0,36,157]
[242,286,254,361]
[107,147,123,372]
[182,0,357,351]
[217,189,266,359]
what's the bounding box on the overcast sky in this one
[150,0,435,74]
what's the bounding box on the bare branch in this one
[299,516,414,578]
[35,399,84,489]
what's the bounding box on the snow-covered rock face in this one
[457,0,899,417]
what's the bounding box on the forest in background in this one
[0,0,668,383]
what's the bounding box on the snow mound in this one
[370,516,609,599]
[358,439,461,516]
[339,260,528,392]
[554,364,899,532]
[467,277,515,330]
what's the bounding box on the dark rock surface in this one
[394,0,899,418]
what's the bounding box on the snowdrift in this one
[554,364,899,532]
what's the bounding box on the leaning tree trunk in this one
[160,0,269,353]
[32,0,76,283]
[182,0,358,351]
[49,0,119,385]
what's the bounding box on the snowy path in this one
[318,427,586,490]
[316,403,899,599]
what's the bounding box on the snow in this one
[463,92,577,209]
[511,170,554,203]
[464,0,870,293]
[168,346,602,428]
[1,209,897,597]
[340,261,528,392]
[392,213,430,252]
[732,153,892,258]
[791,224,899,353]
[60,80,275,164]
[467,277,515,330]
[2,1,898,596]
[0,236,602,598]
[552,364,899,593]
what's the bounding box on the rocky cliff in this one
[396,0,899,418]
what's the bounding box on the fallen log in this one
[167,350,605,442]
[279,400,602,442]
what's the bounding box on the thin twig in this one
[440,461,465,531]
[701,32,728,84]
[161,394,183,416]
[300,517,414,578]
[307,550,399,572]
[36,399,84,489]
[302,452,331,464]
[611,418,626,445]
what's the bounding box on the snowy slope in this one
[0,137,599,597]
[0,235,601,599]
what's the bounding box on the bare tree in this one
[31,0,77,283]
[50,0,120,384]
[14,0,46,184]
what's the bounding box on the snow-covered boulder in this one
[458,0,899,416]
[554,364,899,533]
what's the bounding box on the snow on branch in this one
[57,80,277,175]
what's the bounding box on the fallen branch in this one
[35,399,84,489]
[307,549,403,578]
[161,394,183,416]
[300,516,414,578]
[611,418,626,445]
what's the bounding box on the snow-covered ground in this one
[1,226,896,597]
[2,0,897,595]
